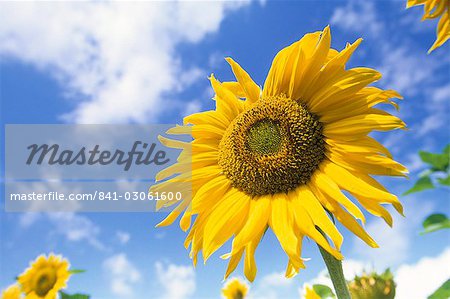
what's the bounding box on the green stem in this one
[317,244,351,299]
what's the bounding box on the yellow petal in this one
[269,193,304,270]
[230,195,271,255]
[321,161,401,208]
[225,57,261,103]
[296,185,343,250]
[184,110,229,129]
[244,230,264,282]
[223,248,244,280]
[310,170,366,223]
[290,196,343,260]
[310,185,378,248]
[202,189,250,261]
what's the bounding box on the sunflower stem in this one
[317,244,350,299]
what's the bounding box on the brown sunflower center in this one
[234,290,245,299]
[218,95,325,196]
[34,268,57,296]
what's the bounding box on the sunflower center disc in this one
[218,96,325,196]
[246,119,282,155]
[35,269,57,296]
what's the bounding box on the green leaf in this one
[421,214,450,234]
[312,284,336,299]
[444,145,450,156]
[69,269,86,274]
[403,176,434,195]
[437,174,450,186]
[428,279,450,299]
[419,150,449,172]
[60,292,90,299]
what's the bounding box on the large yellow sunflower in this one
[1,284,21,299]
[18,254,71,299]
[153,26,406,281]
[407,0,450,53]
[221,278,249,299]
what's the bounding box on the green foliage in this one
[438,174,450,186]
[60,292,90,299]
[419,150,449,172]
[428,279,450,299]
[68,269,86,274]
[312,284,336,299]
[404,144,449,194]
[403,175,434,195]
[405,145,450,235]
[421,213,450,234]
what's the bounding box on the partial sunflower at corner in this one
[407,0,450,53]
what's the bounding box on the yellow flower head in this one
[1,284,22,299]
[154,26,406,281]
[407,0,450,53]
[18,254,71,299]
[221,278,249,299]
[303,285,321,299]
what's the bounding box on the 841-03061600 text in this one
[9,191,183,201]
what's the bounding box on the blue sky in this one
[1,1,449,299]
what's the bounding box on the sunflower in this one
[407,0,450,53]
[221,278,249,299]
[348,270,396,299]
[18,254,70,299]
[1,284,21,299]
[153,26,406,281]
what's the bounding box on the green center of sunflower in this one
[218,95,325,196]
[246,119,282,155]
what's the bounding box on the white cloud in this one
[0,1,253,124]
[431,84,450,103]
[155,261,196,299]
[48,212,105,250]
[396,248,450,299]
[12,171,105,250]
[404,153,426,173]
[416,83,450,136]
[260,271,293,287]
[116,230,130,245]
[247,271,294,299]
[103,253,141,297]
[377,46,434,96]
[331,1,382,36]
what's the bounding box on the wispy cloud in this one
[155,261,196,299]
[331,1,382,36]
[116,230,130,245]
[103,253,142,298]
[415,83,450,136]
[0,1,254,124]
